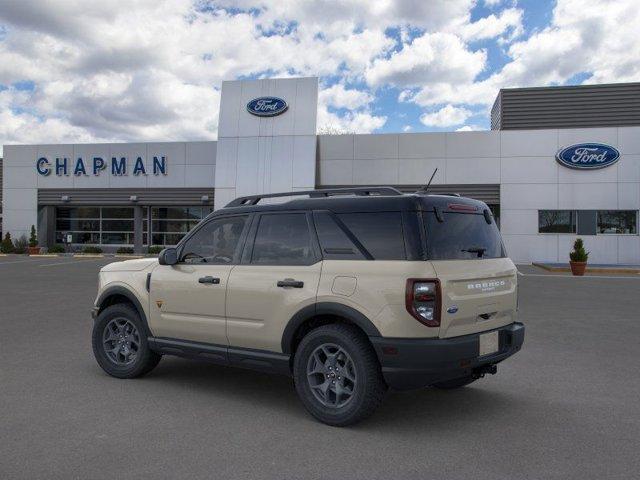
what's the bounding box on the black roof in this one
[212,187,489,216]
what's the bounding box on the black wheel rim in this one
[102,318,140,366]
[306,343,357,408]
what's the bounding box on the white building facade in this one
[2,76,639,264]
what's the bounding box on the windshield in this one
[423,211,506,260]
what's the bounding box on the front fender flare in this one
[95,285,152,337]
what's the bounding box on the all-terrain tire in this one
[293,324,387,427]
[92,303,161,379]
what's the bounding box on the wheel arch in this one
[95,286,152,337]
[281,302,381,355]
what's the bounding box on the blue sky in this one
[0,0,638,150]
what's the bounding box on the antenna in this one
[418,168,438,193]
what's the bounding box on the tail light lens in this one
[406,279,441,327]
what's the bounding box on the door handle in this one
[198,276,220,284]
[277,278,304,288]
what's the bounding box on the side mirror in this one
[158,247,178,266]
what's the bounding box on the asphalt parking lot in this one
[1,256,639,479]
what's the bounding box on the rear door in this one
[226,212,322,352]
[423,209,518,338]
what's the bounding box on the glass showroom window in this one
[55,207,134,244]
[597,210,638,234]
[538,210,577,233]
[149,206,214,246]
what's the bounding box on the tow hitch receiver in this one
[473,364,497,379]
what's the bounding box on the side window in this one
[251,214,315,265]
[180,216,248,264]
[337,212,406,260]
[313,212,365,260]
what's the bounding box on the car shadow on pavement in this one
[115,356,527,430]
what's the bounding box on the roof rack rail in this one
[225,186,403,207]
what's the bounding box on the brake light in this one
[448,203,477,212]
[405,279,441,327]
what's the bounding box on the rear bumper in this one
[370,322,525,390]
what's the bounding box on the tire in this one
[293,324,387,427]
[432,375,476,390]
[92,303,161,379]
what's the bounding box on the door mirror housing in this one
[158,247,178,266]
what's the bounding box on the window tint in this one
[337,212,405,260]
[597,210,637,234]
[539,210,577,233]
[424,212,505,260]
[251,214,315,265]
[180,216,247,264]
[313,212,365,260]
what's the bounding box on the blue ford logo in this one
[246,97,288,117]
[556,143,620,170]
[447,306,458,314]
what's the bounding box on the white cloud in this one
[456,124,483,131]
[366,32,486,88]
[319,84,373,110]
[402,125,412,132]
[458,7,523,42]
[420,105,472,127]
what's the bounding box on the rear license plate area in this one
[479,331,499,357]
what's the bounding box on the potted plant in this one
[569,238,589,276]
[28,225,40,255]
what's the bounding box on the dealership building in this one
[1,78,639,264]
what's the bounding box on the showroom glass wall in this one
[55,206,213,247]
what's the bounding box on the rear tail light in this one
[406,279,441,327]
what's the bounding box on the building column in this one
[133,206,144,254]
[37,206,56,248]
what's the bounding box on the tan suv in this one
[91,187,524,426]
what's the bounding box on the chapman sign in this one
[36,156,168,177]
[246,97,288,117]
[556,143,620,170]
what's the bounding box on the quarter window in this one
[251,214,315,265]
[180,216,248,264]
[313,212,365,260]
[336,212,406,260]
[538,210,577,233]
[597,210,638,234]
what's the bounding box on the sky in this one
[0,0,639,154]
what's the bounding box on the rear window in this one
[337,212,406,260]
[423,212,505,260]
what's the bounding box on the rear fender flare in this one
[281,302,381,354]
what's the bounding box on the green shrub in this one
[148,245,164,254]
[13,235,28,254]
[29,225,38,247]
[1,233,14,253]
[117,247,135,254]
[48,244,66,253]
[569,238,589,262]
[82,246,103,254]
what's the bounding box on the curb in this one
[532,262,640,275]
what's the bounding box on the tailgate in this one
[432,258,518,338]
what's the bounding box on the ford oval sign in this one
[246,97,288,117]
[556,143,620,170]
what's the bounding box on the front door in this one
[149,214,250,345]
[226,212,322,352]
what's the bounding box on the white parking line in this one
[39,258,110,267]
[0,258,53,265]
[518,272,640,279]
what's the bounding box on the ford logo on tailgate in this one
[556,143,620,170]
[247,97,288,117]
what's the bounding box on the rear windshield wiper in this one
[461,247,487,258]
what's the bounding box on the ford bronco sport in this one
[91,187,524,426]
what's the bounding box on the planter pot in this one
[27,246,41,255]
[570,261,587,276]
